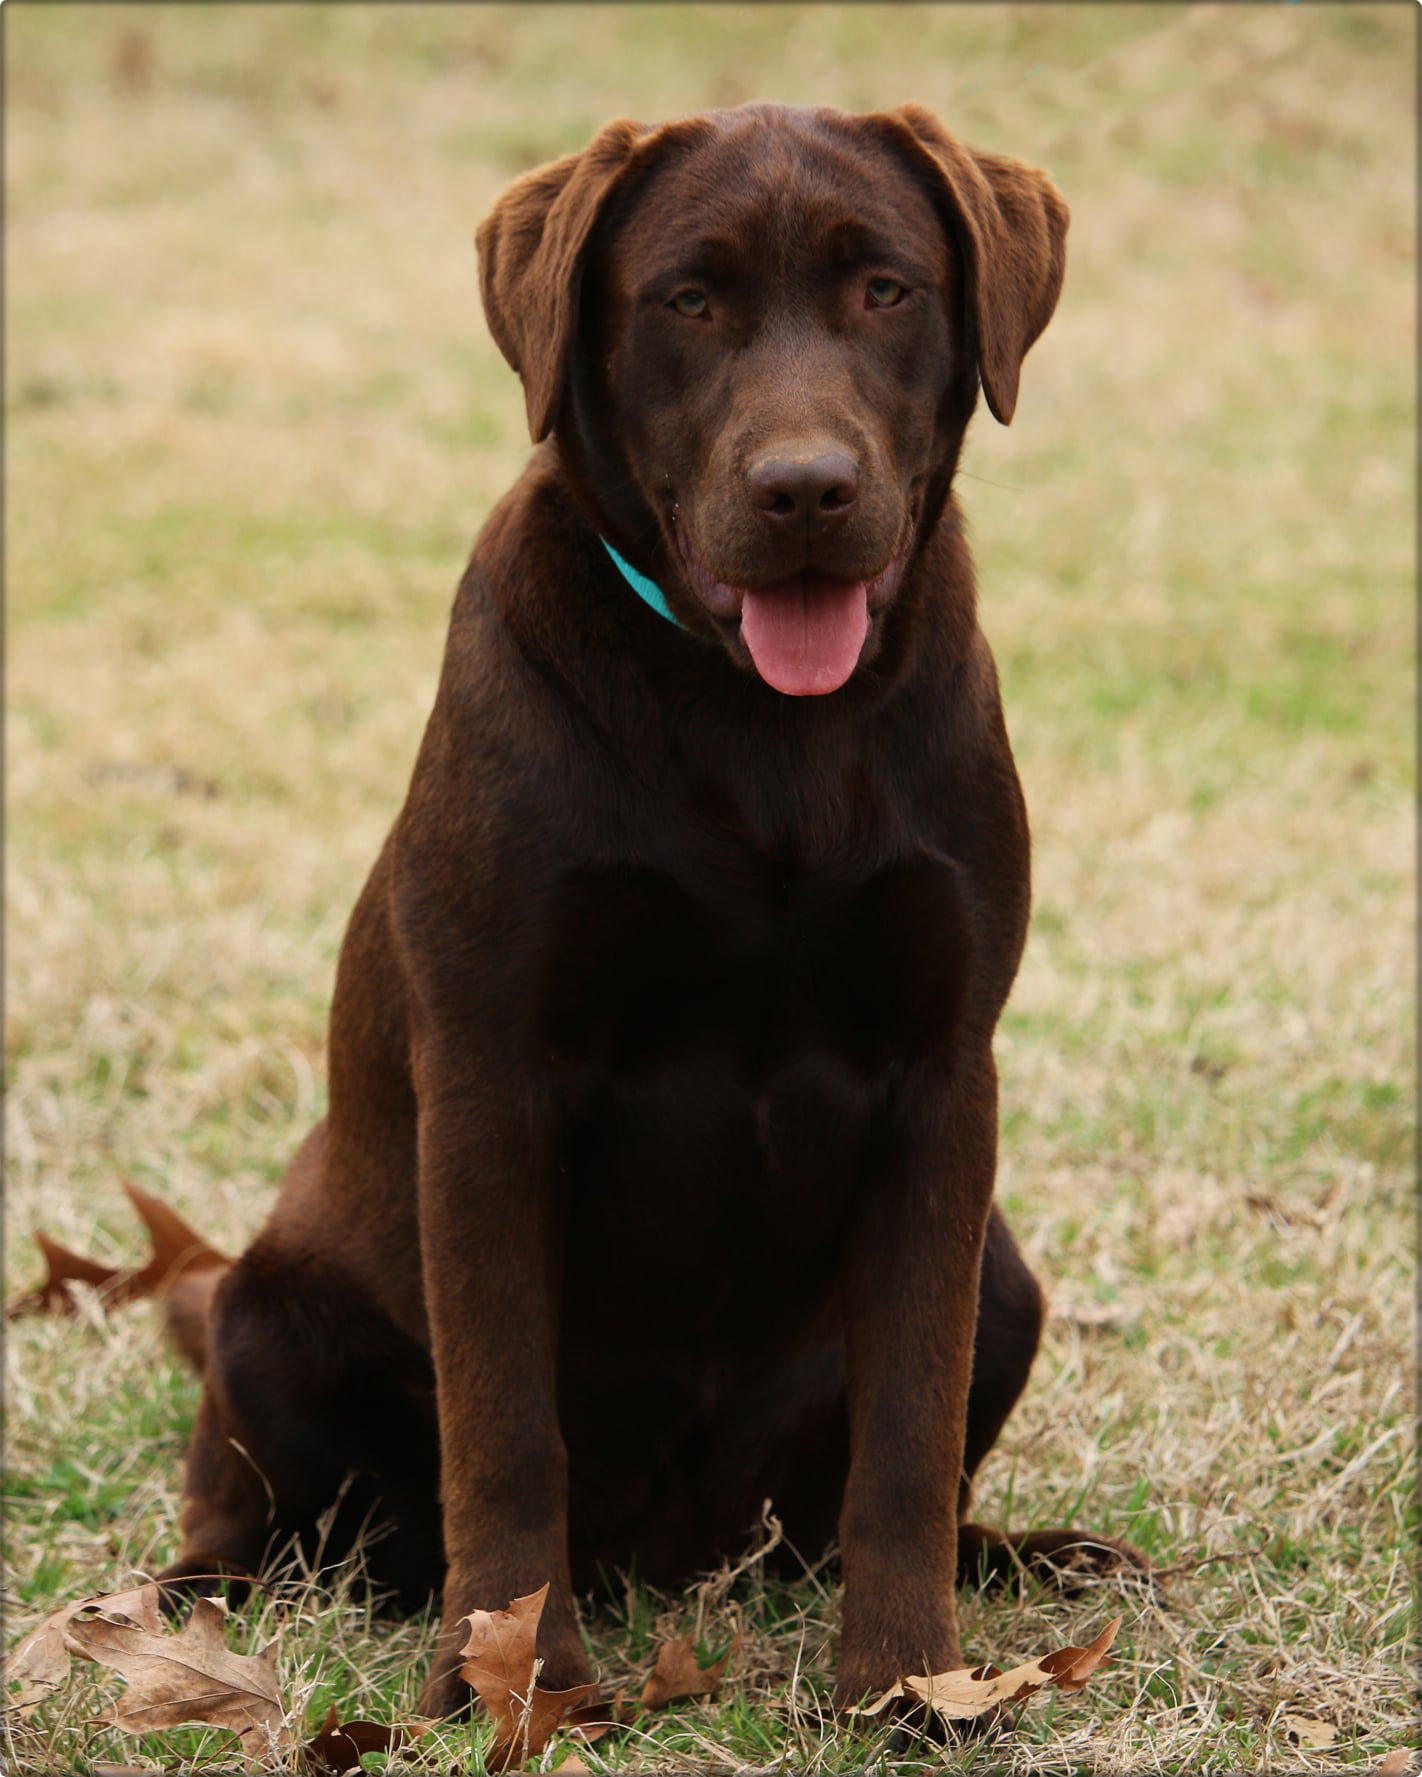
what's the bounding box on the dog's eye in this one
[866,278,907,309]
[670,290,710,319]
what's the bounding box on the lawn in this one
[4,5,1415,1772]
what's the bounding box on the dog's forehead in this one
[617,105,945,276]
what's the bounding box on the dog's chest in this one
[538,847,968,1063]
[535,850,971,1227]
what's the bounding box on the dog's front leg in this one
[834,1050,999,1712]
[413,1059,589,1719]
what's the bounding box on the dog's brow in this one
[822,219,888,257]
[647,233,745,286]
[819,218,934,281]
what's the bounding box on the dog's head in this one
[477,103,1067,695]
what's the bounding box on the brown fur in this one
[158,102,1143,1716]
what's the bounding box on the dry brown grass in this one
[5,5,1415,1771]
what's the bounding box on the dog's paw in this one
[1019,1527,1156,1595]
[960,1522,1157,1598]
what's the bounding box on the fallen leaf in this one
[5,1229,126,1318]
[457,1584,598,1771]
[68,1590,292,1767]
[1375,1750,1416,1776]
[1033,1619,1122,1693]
[121,1181,231,1297]
[304,1701,409,1772]
[638,1633,737,1710]
[7,1183,230,1329]
[1283,1713,1339,1750]
[852,1616,1121,1724]
[6,1584,163,1710]
[555,1756,592,1774]
[564,1688,632,1745]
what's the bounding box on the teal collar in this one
[600,536,689,631]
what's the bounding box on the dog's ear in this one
[876,105,1068,425]
[477,119,651,443]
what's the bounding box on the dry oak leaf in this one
[639,1633,738,1710]
[852,1615,1121,1725]
[560,1686,636,1748]
[1283,1713,1339,1750]
[1374,1750,1416,1776]
[6,1583,163,1711]
[457,1583,598,1771]
[304,1702,409,1773]
[67,1590,293,1767]
[7,1181,229,1322]
[5,1228,126,1317]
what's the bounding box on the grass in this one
[4,4,1415,1772]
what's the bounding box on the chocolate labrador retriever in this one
[158,101,1143,1715]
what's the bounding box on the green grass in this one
[5,4,1416,1772]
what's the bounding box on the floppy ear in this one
[877,104,1069,425]
[476,118,651,442]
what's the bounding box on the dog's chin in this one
[675,528,908,697]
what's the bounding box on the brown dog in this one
[158,101,1142,1715]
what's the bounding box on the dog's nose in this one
[746,443,860,531]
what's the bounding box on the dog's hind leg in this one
[960,1205,1046,1486]
[956,1207,1152,1593]
[157,1235,442,1611]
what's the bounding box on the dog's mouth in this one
[675,527,909,697]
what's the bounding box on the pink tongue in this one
[739,575,870,696]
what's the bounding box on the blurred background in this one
[6,6,1415,1769]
